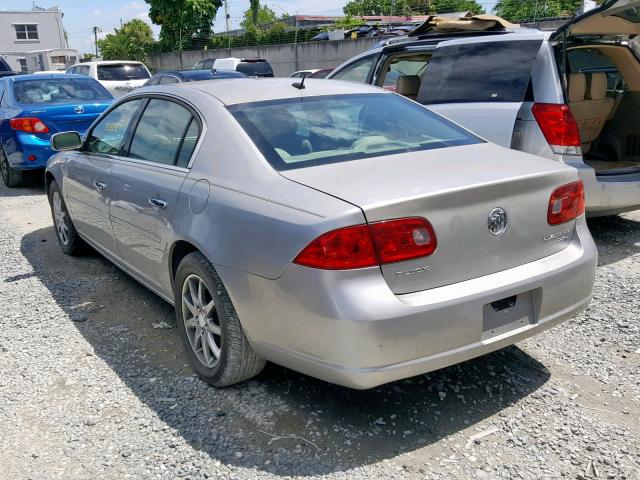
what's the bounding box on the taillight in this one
[531,103,581,155]
[369,218,437,264]
[548,181,585,225]
[293,217,437,270]
[10,117,50,133]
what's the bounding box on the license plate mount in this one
[482,290,536,339]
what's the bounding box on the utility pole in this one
[92,26,100,57]
[224,0,230,34]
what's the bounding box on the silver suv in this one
[330,1,640,216]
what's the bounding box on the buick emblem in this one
[74,105,85,114]
[488,207,508,236]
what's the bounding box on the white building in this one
[0,5,77,72]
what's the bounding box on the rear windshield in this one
[236,61,273,77]
[0,59,10,72]
[13,78,112,104]
[228,93,480,170]
[418,40,542,104]
[97,63,150,81]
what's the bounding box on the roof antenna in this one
[292,73,306,90]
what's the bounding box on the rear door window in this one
[418,40,543,104]
[128,99,198,166]
[568,48,621,91]
[331,55,377,84]
[380,54,430,90]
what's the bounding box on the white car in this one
[290,69,320,78]
[66,61,151,98]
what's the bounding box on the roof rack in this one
[408,13,519,38]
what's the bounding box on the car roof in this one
[69,60,145,67]
[9,73,89,82]
[174,77,391,105]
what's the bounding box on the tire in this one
[48,180,86,255]
[0,148,23,188]
[174,252,266,387]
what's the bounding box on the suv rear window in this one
[236,61,273,77]
[418,40,542,104]
[97,63,150,81]
[229,93,480,170]
[0,58,11,72]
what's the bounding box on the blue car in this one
[0,74,113,187]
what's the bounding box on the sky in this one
[5,0,499,54]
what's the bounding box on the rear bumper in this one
[6,132,54,170]
[220,219,597,389]
[568,160,640,216]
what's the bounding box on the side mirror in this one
[51,131,82,151]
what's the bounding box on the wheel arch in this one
[169,239,201,287]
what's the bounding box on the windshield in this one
[97,63,150,81]
[228,93,481,170]
[236,61,273,77]
[13,78,112,104]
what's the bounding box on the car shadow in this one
[21,226,551,476]
[587,214,640,267]
[0,171,45,197]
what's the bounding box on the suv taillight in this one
[548,181,585,225]
[531,103,581,155]
[293,218,437,270]
[10,117,50,133]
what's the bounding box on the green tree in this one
[344,0,414,16]
[494,0,582,22]
[97,19,154,62]
[249,0,260,26]
[240,4,281,30]
[428,0,484,14]
[343,0,483,15]
[145,0,221,50]
[334,15,365,30]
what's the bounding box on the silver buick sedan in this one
[45,78,597,389]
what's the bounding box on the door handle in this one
[93,181,107,190]
[148,198,167,209]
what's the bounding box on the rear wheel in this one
[48,180,86,255]
[0,149,23,188]
[174,252,266,387]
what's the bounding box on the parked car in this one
[0,58,18,78]
[308,67,334,79]
[329,2,640,216]
[66,61,151,98]
[290,69,320,78]
[45,78,596,389]
[192,57,274,77]
[144,69,247,86]
[0,74,113,187]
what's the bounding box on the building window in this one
[51,56,67,64]
[18,59,27,73]
[15,24,39,40]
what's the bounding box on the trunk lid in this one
[21,101,111,134]
[550,0,640,40]
[281,143,579,294]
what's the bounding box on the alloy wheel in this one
[52,190,70,246]
[181,274,221,368]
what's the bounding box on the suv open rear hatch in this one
[550,0,640,41]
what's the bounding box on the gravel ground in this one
[0,178,638,480]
